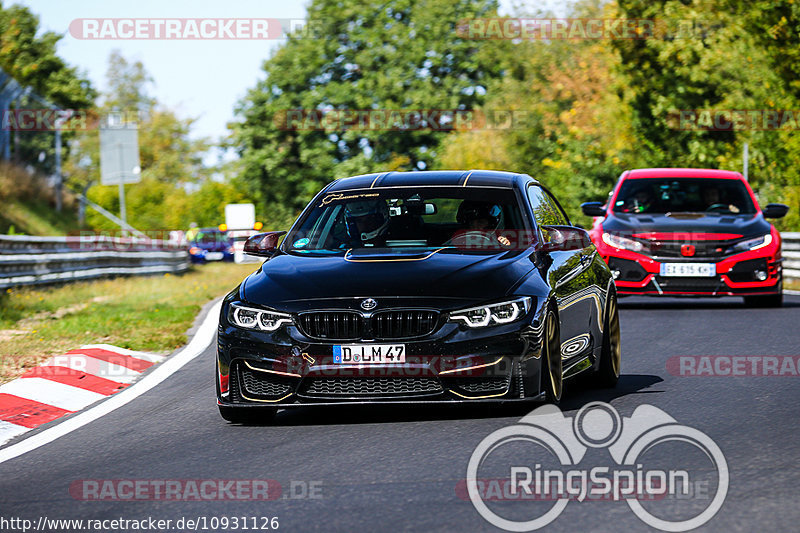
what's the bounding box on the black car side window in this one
[527,185,568,226]
[542,189,571,226]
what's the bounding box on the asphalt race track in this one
[1,295,798,532]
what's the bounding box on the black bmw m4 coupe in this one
[216,170,620,423]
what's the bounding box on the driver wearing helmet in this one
[622,187,654,213]
[452,201,511,248]
[343,199,389,247]
[458,201,499,231]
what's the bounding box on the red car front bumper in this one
[593,228,783,297]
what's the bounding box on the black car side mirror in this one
[581,202,606,217]
[539,225,592,253]
[762,203,789,219]
[243,231,287,256]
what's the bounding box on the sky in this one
[17,0,560,145]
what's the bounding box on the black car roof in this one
[325,170,533,192]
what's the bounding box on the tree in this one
[439,1,641,224]
[67,51,227,231]
[613,0,800,229]
[0,4,95,108]
[233,0,504,224]
[102,50,155,112]
[0,3,96,177]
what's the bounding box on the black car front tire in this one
[218,405,277,425]
[542,307,563,404]
[594,290,621,388]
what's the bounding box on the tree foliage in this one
[233,0,503,225]
[65,51,245,232]
[439,0,800,228]
[613,0,800,228]
[0,3,96,176]
[0,3,95,107]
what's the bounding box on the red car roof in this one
[624,168,744,180]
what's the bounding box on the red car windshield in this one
[612,178,756,215]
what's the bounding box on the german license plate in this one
[205,252,224,261]
[659,263,716,277]
[333,344,406,364]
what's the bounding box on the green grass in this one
[0,262,259,382]
[0,197,81,236]
[786,279,800,291]
[0,162,82,236]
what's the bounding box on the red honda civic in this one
[581,168,789,307]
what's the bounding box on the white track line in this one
[0,378,106,412]
[0,300,221,465]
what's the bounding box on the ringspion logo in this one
[465,402,728,531]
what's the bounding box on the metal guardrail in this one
[0,234,190,289]
[0,232,796,290]
[782,232,800,283]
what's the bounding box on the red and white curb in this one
[0,344,165,446]
[0,301,220,465]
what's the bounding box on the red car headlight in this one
[726,234,772,254]
[602,232,645,253]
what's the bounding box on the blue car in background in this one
[188,228,235,263]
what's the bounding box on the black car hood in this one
[602,212,771,237]
[242,249,536,309]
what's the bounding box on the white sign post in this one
[99,125,141,227]
[224,203,259,263]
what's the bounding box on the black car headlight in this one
[726,234,772,254]
[228,303,293,331]
[450,297,532,328]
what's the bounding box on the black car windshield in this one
[612,178,756,215]
[285,187,530,253]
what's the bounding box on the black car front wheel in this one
[542,307,563,404]
[218,405,277,425]
[594,290,621,388]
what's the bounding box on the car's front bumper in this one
[216,306,549,407]
[599,246,782,297]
